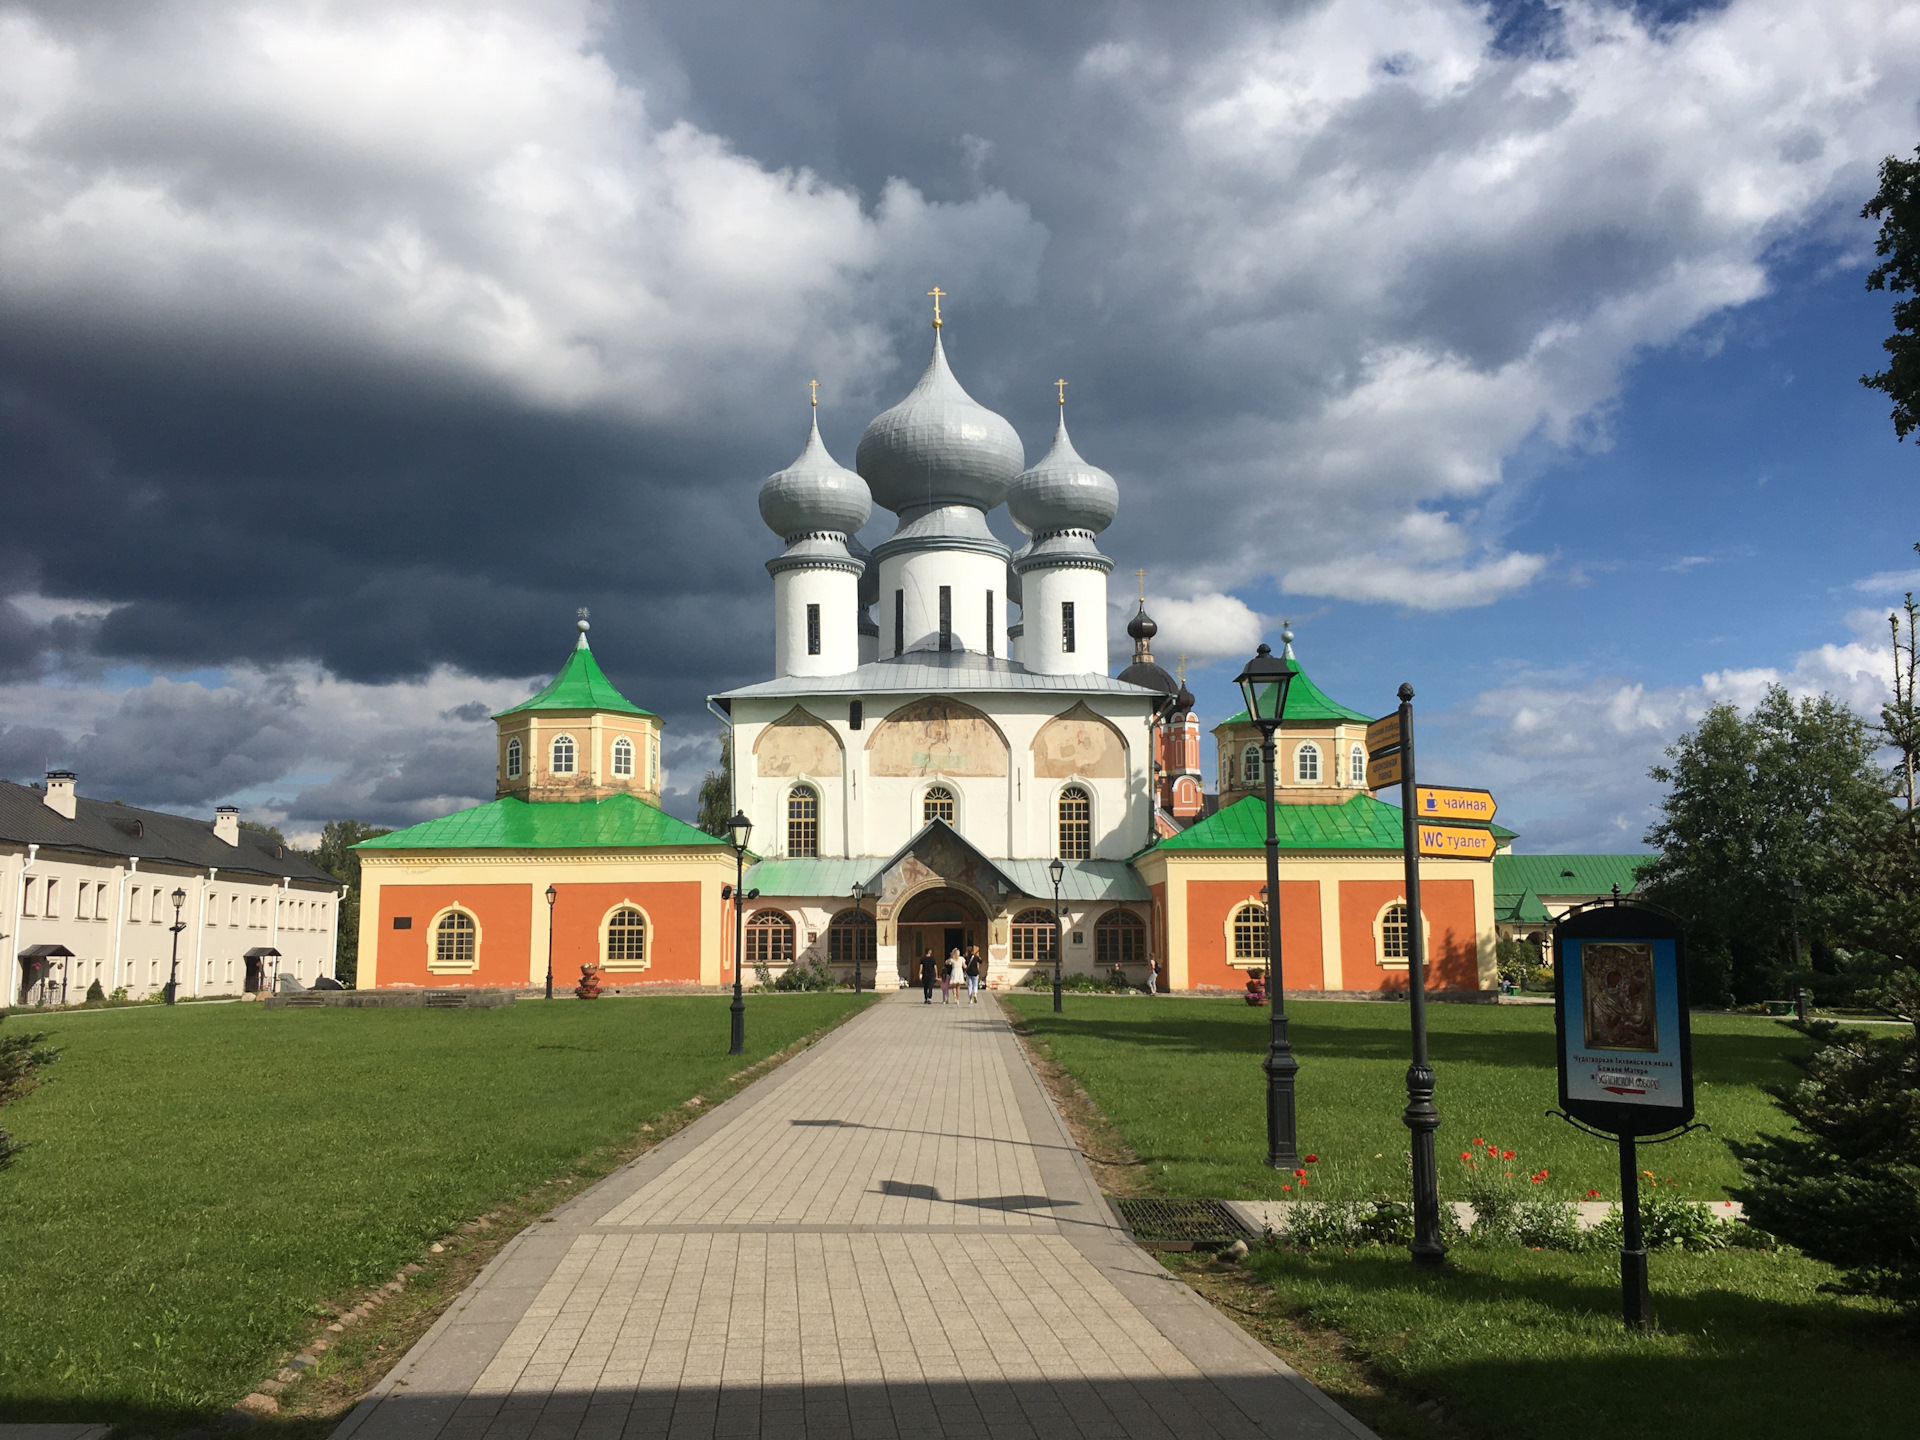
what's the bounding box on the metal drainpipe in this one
[10,844,38,1003]
[193,867,217,997]
[113,856,139,991]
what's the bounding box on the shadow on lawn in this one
[1254,1250,1917,1439]
[1018,1013,1801,1086]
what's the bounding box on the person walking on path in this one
[1146,960,1157,997]
[940,946,957,1003]
[919,949,937,1003]
[964,946,982,1003]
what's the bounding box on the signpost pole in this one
[1393,684,1447,1268]
[1618,1133,1651,1331]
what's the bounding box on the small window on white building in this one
[551,734,576,774]
[923,785,955,825]
[613,736,634,777]
[1295,742,1321,782]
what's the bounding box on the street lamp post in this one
[849,881,867,994]
[1049,855,1065,1014]
[545,884,558,1000]
[729,810,752,1055]
[165,887,187,1005]
[1235,639,1300,1170]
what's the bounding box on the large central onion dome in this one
[759,411,872,540]
[1006,409,1119,537]
[856,333,1024,514]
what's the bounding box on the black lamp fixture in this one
[1233,633,1301,1170]
[849,880,867,994]
[1048,855,1066,1014]
[544,884,558,1000]
[728,810,752,1055]
[165,886,187,1005]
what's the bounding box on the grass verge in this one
[0,993,874,1432]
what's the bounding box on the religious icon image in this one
[1582,942,1658,1053]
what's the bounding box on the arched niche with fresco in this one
[866,697,1008,777]
[1031,701,1128,779]
[753,705,843,778]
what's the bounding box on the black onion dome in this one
[1127,605,1158,642]
[1118,658,1176,695]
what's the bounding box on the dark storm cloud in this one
[0,0,1909,835]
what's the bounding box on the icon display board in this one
[1415,785,1496,823]
[1553,904,1694,1137]
[1415,823,1497,859]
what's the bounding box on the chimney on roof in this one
[214,805,240,846]
[44,770,76,820]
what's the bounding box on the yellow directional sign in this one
[1414,786,1497,824]
[1366,749,1404,789]
[1417,823,1498,860]
[1366,713,1402,756]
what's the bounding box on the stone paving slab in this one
[333,993,1376,1440]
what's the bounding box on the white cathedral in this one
[713,308,1177,988]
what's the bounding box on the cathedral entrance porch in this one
[892,886,988,985]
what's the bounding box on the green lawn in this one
[1229,1246,1912,1440]
[1003,995,1797,1201]
[1006,994,1915,1440]
[0,994,871,1424]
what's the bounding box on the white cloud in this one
[0,1,1046,420]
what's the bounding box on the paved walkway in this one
[333,993,1374,1440]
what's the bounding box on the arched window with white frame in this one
[923,785,955,826]
[551,734,576,774]
[1057,785,1091,860]
[746,910,795,969]
[612,736,634,777]
[431,908,479,972]
[1295,741,1321,783]
[505,737,522,779]
[1096,909,1146,967]
[603,905,648,970]
[1349,743,1365,785]
[1242,743,1263,786]
[787,784,819,857]
[1229,902,1268,964]
[1011,908,1058,964]
[1378,902,1412,966]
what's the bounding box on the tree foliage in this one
[1642,686,1889,1004]
[697,734,733,837]
[1863,147,1920,442]
[0,1016,59,1171]
[1731,970,1920,1312]
[297,819,391,987]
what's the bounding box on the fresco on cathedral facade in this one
[866,698,1008,777]
[753,705,843,777]
[1031,702,1128,778]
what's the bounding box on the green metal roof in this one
[745,858,878,897]
[355,794,722,851]
[1495,888,1551,925]
[1492,853,1652,898]
[494,638,657,719]
[1219,652,1372,727]
[1153,792,1407,852]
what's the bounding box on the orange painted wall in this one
[549,881,705,985]
[1337,878,1479,992]
[1184,879,1323,992]
[376,884,531,988]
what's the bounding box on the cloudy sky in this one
[2,0,1915,851]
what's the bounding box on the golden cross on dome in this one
[927,287,945,329]
[1135,568,1147,602]
[809,379,819,407]
[1055,378,1069,406]
[577,607,589,622]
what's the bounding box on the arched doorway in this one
[894,886,989,984]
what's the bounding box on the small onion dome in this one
[1175,682,1195,714]
[1006,409,1118,537]
[1127,606,1158,644]
[760,411,872,540]
[856,332,1024,515]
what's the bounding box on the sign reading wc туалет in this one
[1553,903,1694,1136]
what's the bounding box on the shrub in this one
[1525,965,1556,991]
[769,956,838,992]
[84,980,105,1004]
[1018,968,1131,992]
[1496,937,1539,987]
[1730,968,1920,1310]
[0,1015,60,1171]
[1587,1188,1733,1253]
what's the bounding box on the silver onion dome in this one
[1006,409,1118,537]
[856,332,1024,515]
[759,411,872,540]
